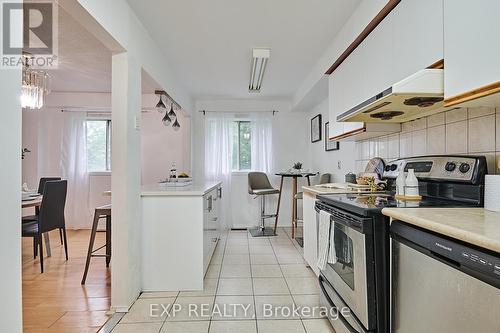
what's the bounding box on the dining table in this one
[22,196,52,257]
[275,171,317,239]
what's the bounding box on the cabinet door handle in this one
[217,187,222,198]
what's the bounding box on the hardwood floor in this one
[22,229,111,333]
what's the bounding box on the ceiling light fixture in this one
[155,94,167,112]
[168,103,176,119]
[21,52,51,109]
[155,90,181,130]
[249,48,270,93]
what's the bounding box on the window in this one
[232,121,252,171]
[86,119,112,172]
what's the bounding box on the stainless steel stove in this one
[315,155,487,333]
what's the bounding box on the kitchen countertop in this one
[382,208,500,253]
[302,183,355,195]
[141,181,221,197]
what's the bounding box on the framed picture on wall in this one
[311,114,322,143]
[325,122,340,151]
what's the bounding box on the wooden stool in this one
[81,204,111,285]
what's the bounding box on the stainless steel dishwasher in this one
[391,221,500,333]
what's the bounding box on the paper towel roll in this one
[484,175,500,212]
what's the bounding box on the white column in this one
[111,52,142,311]
[0,0,23,329]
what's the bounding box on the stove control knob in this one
[385,165,391,172]
[390,164,398,171]
[445,162,456,172]
[459,163,471,173]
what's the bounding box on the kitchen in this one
[2,0,500,332]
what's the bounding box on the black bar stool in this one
[81,204,111,284]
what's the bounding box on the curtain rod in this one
[199,110,278,116]
[61,108,154,113]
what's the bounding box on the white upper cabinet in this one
[392,0,444,82]
[328,74,344,139]
[328,0,444,139]
[444,0,500,103]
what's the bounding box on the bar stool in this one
[81,204,111,285]
[248,172,280,237]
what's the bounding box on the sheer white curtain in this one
[205,112,234,228]
[60,112,92,229]
[250,112,273,173]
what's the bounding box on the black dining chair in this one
[22,177,64,244]
[22,180,68,273]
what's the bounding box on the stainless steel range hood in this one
[337,69,452,123]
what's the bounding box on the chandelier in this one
[21,53,51,109]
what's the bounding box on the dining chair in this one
[22,177,63,244]
[22,180,68,273]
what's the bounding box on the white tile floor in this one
[110,228,334,333]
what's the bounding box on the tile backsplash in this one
[355,107,500,175]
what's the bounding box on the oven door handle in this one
[319,275,367,333]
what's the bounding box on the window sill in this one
[89,171,112,176]
[231,170,251,176]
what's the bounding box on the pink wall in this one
[140,111,191,184]
[22,97,191,228]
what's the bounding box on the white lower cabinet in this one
[203,186,221,274]
[141,182,222,292]
[303,192,319,276]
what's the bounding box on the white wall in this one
[192,99,309,228]
[306,99,356,181]
[22,93,191,226]
[60,0,195,312]
[293,0,388,111]
[0,0,22,329]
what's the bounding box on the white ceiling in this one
[126,0,361,99]
[49,7,112,93]
[49,7,160,94]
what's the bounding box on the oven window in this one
[329,223,355,290]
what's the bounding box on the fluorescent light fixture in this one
[249,48,270,92]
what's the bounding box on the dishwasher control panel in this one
[391,221,500,288]
[461,251,500,277]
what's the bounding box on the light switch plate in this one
[134,115,141,130]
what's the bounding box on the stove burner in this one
[403,97,444,108]
[370,111,404,120]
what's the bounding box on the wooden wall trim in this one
[330,126,367,141]
[444,81,500,107]
[325,0,401,75]
[427,59,444,69]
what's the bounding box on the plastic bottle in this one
[405,169,419,197]
[396,170,406,196]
